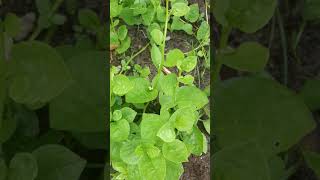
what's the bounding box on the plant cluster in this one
[0,0,107,179]
[212,0,320,179]
[110,0,210,179]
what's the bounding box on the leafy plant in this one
[1,1,107,180]
[110,0,210,179]
[212,0,320,179]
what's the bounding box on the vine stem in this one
[160,0,170,74]
[29,0,65,41]
[276,7,289,86]
[120,43,150,74]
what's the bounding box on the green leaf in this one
[213,0,277,33]
[157,122,176,142]
[178,75,194,85]
[165,49,184,67]
[140,113,165,143]
[125,78,158,104]
[0,158,7,180]
[78,9,100,30]
[117,25,128,41]
[119,107,136,122]
[119,7,142,25]
[151,44,162,69]
[50,51,107,132]
[185,4,199,23]
[172,3,190,17]
[9,41,72,106]
[7,153,38,180]
[72,132,107,150]
[219,42,269,72]
[4,13,21,38]
[177,56,197,72]
[171,17,193,35]
[138,154,166,180]
[165,160,184,180]
[112,74,134,96]
[132,2,147,15]
[112,110,122,121]
[203,120,210,134]
[176,86,208,110]
[196,21,209,41]
[213,77,316,155]
[145,144,160,158]
[111,119,130,142]
[120,139,141,165]
[213,141,271,180]
[300,79,320,111]
[51,14,66,25]
[303,151,320,177]
[32,144,86,180]
[159,73,177,96]
[110,0,123,18]
[151,29,164,45]
[142,5,155,26]
[0,116,17,144]
[171,107,197,132]
[183,126,204,156]
[162,139,189,163]
[116,36,131,54]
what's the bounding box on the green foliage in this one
[110,1,210,179]
[0,5,106,180]
[212,0,320,179]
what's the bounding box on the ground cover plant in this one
[110,0,210,179]
[212,0,320,179]
[0,0,107,179]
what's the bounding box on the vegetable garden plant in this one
[212,0,320,179]
[110,0,210,179]
[1,0,108,179]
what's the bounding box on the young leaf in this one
[117,25,128,41]
[151,44,162,69]
[196,21,209,41]
[125,78,158,103]
[177,56,197,72]
[183,126,204,156]
[165,48,184,67]
[112,74,134,96]
[138,154,166,180]
[185,4,199,23]
[140,113,165,143]
[171,107,197,132]
[178,75,194,85]
[162,139,189,163]
[157,122,176,142]
[176,86,208,110]
[120,107,137,122]
[159,73,177,96]
[32,145,86,180]
[171,17,193,35]
[172,3,190,17]
[165,160,184,180]
[151,29,164,45]
[120,139,141,165]
[116,36,131,54]
[110,119,130,142]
